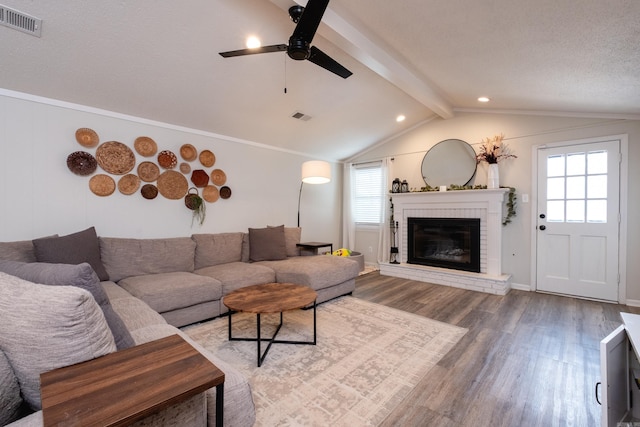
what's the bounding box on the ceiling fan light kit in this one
[219,0,352,79]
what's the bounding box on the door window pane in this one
[567,153,585,176]
[587,175,607,198]
[566,200,585,222]
[566,176,585,199]
[547,200,565,222]
[587,200,607,223]
[547,155,565,177]
[547,177,565,199]
[588,151,607,174]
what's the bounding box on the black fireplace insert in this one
[407,217,480,273]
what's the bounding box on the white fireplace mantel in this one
[382,189,512,295]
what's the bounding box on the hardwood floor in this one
[353,271,640,427]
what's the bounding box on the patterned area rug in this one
[184,296,467,426]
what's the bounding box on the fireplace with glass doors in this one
[407,217,481,273]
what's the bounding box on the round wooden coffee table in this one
[223,283,317,367]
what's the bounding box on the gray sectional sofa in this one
[0,225,360,426]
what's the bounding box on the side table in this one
[296,241,333,255]
[40,334,225,427]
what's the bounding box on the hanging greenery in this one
[184,187,206,226]
[502,187,517,226]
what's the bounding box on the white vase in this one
[487,164,499,188]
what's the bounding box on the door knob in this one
[539,225,546,230]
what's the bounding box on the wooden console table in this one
[40,334,225,427]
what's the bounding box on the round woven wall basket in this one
[89,174,116,197]
[157,170,188,200]
[118,174,140,195]
[75,128,99,148]
[137,162,160,182]
[141,184,158,200]
[134,136,157,157]
[203,185,219,203]
[96,141,135,175]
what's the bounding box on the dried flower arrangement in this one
[476,134,517,164]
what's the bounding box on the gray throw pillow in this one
[0,272,116,410]
[268,225,301,257]
[248,225,287,262]
[0,260,134,350]
[32,227,109,281]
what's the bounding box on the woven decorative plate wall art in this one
[157,170,188,200]
[141,184,158,200]
[96,141,136,175]
[134,136,158,157]
[66,151,97,176]
[210,169,227,186]
[199,150,215,168]
[158,150,178,169]
[75,128,99,148]
[180,144,197,161]
[180,162,191,174]
[117,174,140,195]
[202,185,219,203]
[190,169,209,187]
[89,174,116,197]
[137,162,160,182]
[219,186,232,199]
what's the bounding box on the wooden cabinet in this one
[600,313,640,426]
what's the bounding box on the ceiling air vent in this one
[291,111,312,122]
[0,4,42,37]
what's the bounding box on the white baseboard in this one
[510,283,531,292]
[625,299,640,307]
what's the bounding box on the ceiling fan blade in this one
[291,0,329,44]
[219,44,288,58]
[308,46,352,79]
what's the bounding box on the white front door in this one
[536,139,620,301]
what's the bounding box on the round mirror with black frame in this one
[421,139,477,187]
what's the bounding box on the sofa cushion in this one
[100,237,196,282]
[0,239,38,263]
[257,255,359,291]
[196,261,275,295]
[0,260,134,350]
[102,281,169,331]
[241,233,250,263]
[0,350,23,426]
[118,272,222,314]
[32,227,109,281]
[248,225,287,262]
[192,233,245,269]
[269,226,301,257]
[0,272,116,410]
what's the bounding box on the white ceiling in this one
[1,0,638,161]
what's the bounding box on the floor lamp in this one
[298,160,331,227]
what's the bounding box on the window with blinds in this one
[354,163,383,224]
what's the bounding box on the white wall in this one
[351,112,640,301]
[0,92,342,247]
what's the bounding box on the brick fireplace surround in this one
[380,189,512,295]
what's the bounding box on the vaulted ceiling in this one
[1,0,638,161]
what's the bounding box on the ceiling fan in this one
[219,0,352,79]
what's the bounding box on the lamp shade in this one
[301,160,331,184]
